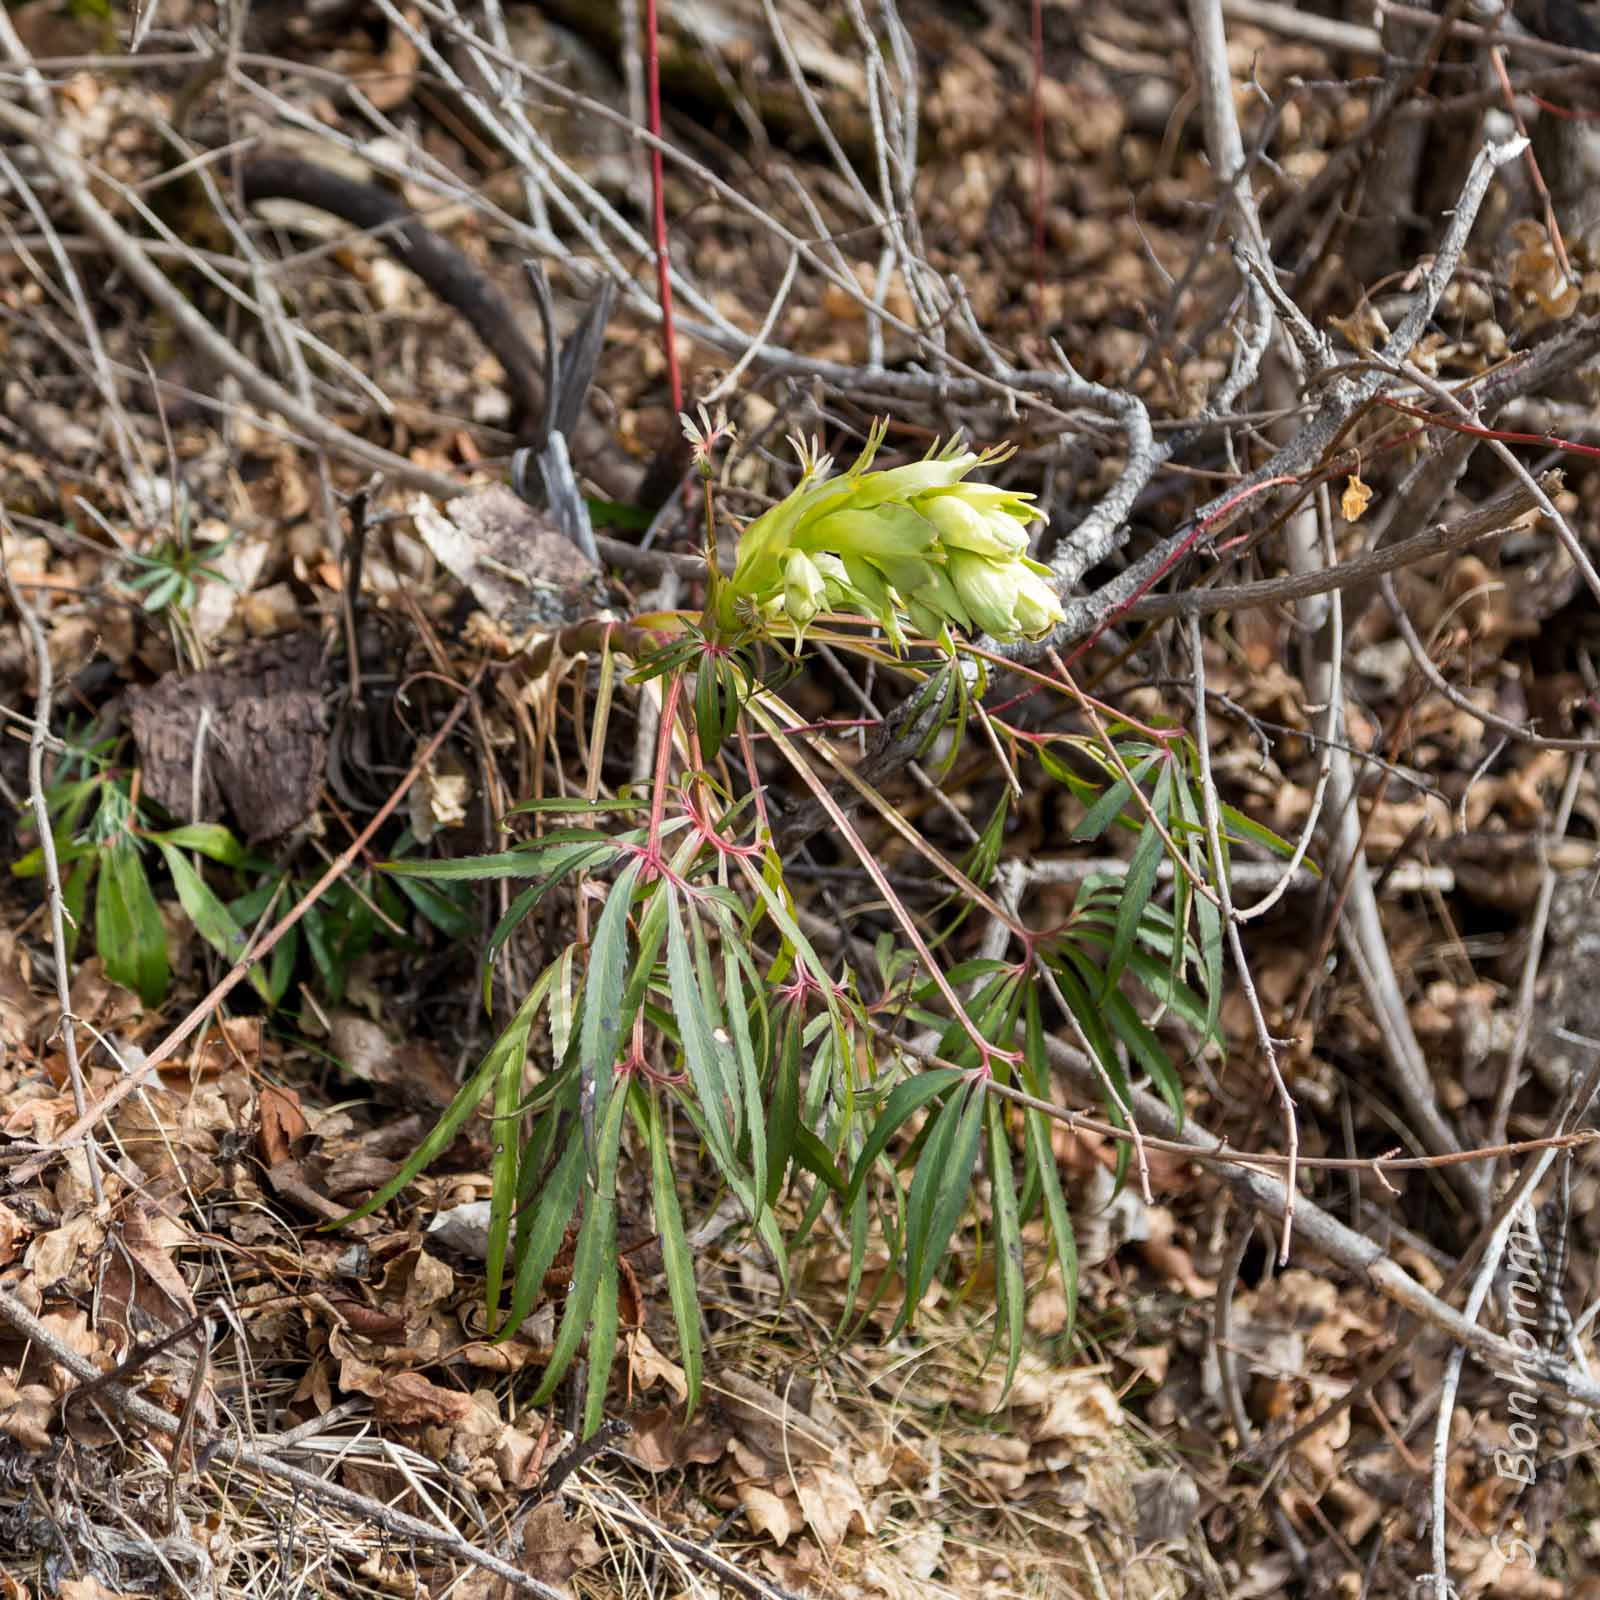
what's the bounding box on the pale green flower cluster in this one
[719,421,1064,647]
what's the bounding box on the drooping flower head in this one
[721,421,1063,648]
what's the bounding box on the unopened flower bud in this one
[1010,567,1066,637]
[782,549,825,629]
[948,551,1022,637]
[920,493,1028,559]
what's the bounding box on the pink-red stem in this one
[644,0,683,415]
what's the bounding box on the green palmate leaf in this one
[688,896,738,1128]
[1103,989,1185,1129]
[62,856,93,960]
[1067,926,1218,1049]
[668,1084,792,1296]
[985,1094,1025,1395]
[1023,985,1078,1340]
[504,1124,584,1338]
[226,874,281,924]
[966,795,1009,890]
[1168,856,1192,1012]
[301,905,339,1001]
[791,1123,848,1194]
[533,1075,630,1418]
[841,1067,965,1213]
[1103,762,1173,999]
[10,840,89,879]
[1048,946,1132,1126]
[1071,750,1159,841]
[515,1101,563,1216]
[484,842,617,1006]
[483,981,529,1335]
[735,853,843,1025]
[1127,943,1219,1049]
[584,1251,622,1439]
[1037,741,1097,803]
[1173,777,1225,1038]
[724,940,768,1220]
[548,943,580,1066]
[501,796,654,818]
[266,926,299,1006]
[646,1090,703,1413]
[338,968,556,1226]
[156,843,274,1003]
[897,1076,986,1334]
[765,1009,802,1208]
[666,885,738,1166]
[930,958,1014,990]
[580,855,643,1131]
[99,833,167,1006]
[1218,802,1314,868]
[381,836,617,882]
[841,1143,891,1343]
[692,651,744,763]
[932,969,1020,1070]
[802,1010,849,1144]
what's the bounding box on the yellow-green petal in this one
[948,550,1021,636]
[920,492,1029,558]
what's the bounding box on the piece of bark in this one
[127,634,325,843]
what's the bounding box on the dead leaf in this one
[625,1404,729,1473]
[0,1380,54,1451]
[0,1203,28,1267]
[127,634,326,842]
[517,1499,603,1592]
[57,1580,143,1600]
[258,1084,309,1167]
[738,1482,799,1547]
[23,1212,104,1293]
[338,1355,474,1425]
[626,1328,688,1404]
[328,1013,458,1111]
[410,486,606,629]
[794,1464,872,1550]
[1341,472,1373,523]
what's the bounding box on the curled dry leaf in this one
[625,1328,688,1405]
[0,1203,27,1268]
[0,1380,55,1451]
[794,1464,873,1551]
[738,1482,799,1547]
[1341,472,1373,523]
[337,1354,474,1426]
[258,1083,309,1167]
[624,1403,730,1473]
[517,1499,604,1593]
[23,1212,104,1295]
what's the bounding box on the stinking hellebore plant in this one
[714,419,1065,649]
[351,413,1244,1439]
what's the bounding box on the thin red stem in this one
[1030,0,1047,314]
[644,0,682,415]
[649,670,682,846]
[1380,395,1600,460]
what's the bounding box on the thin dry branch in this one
[0,70,462,495]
